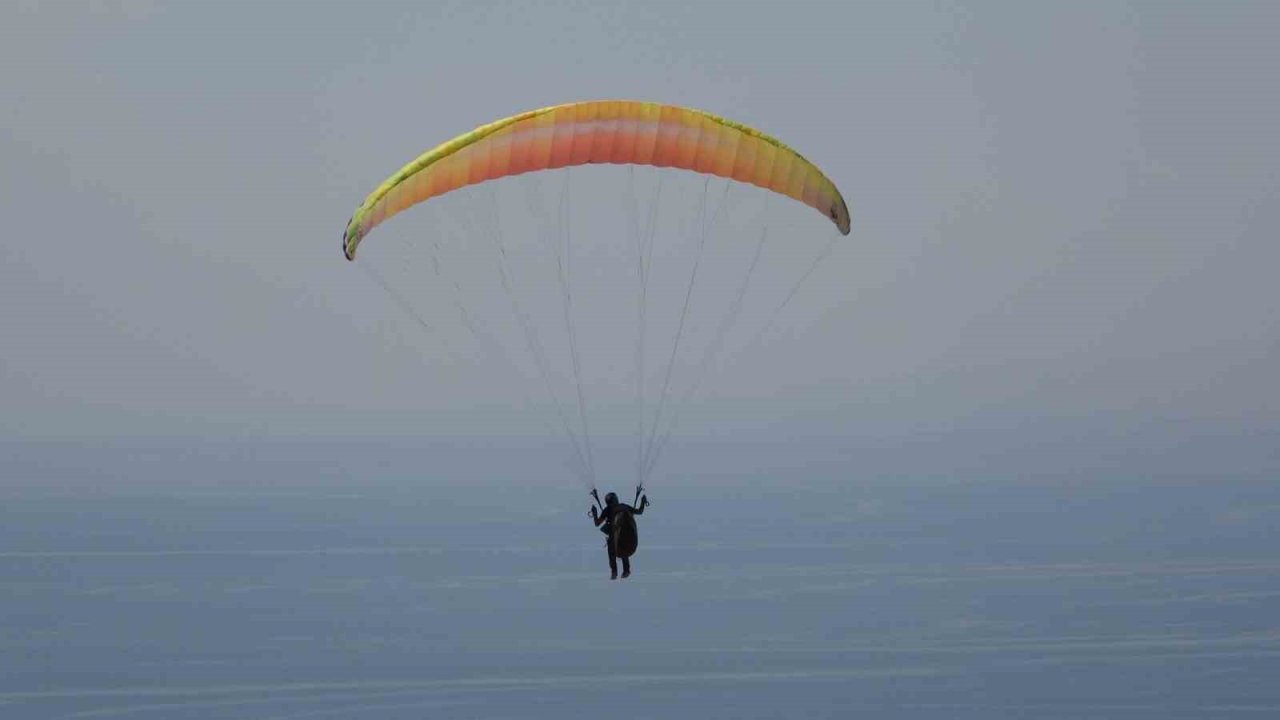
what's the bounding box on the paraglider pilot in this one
[590,487,649,579]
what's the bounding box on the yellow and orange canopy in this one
[343,100,850,260]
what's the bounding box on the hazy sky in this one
[2,2,1277,475]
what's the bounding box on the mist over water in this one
[4,439,1278,719]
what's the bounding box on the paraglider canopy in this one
[343,100,850,261]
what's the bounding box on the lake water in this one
[3,440,1278,718]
